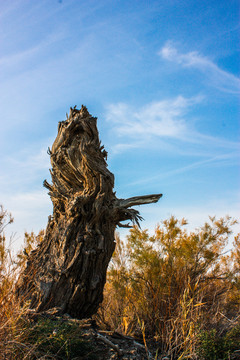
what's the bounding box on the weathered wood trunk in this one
[17,105,162,319]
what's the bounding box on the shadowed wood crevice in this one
[17,105,162,319]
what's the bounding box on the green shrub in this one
[197,325,240,360]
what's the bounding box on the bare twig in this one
[96,332,124,356]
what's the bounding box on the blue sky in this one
[0,0,239,248]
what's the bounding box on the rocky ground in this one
[26,309,161,360]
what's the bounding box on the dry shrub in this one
[0,205,26,357]
[0,206,43,358]
[98,216,240,359]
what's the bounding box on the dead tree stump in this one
[17,105,162,319]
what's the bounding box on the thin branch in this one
[96,333,123,356]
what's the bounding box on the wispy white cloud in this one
[105,96,239,156]
[111,142,142,154]
[106,95,202,140]
[158,42,240,94]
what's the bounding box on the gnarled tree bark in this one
[17,105,162,319]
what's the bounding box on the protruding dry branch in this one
[117,194,162,208]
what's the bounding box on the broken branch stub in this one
[17,105,162,319]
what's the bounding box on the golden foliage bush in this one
[97,216,240,359]
[0,206,44,358]
[0,205,25,357]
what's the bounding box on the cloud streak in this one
[106,95,201,141]
[128,152,239,187]
[159,42,240,94]
[105,96,239,156]
[0,31,66,77]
